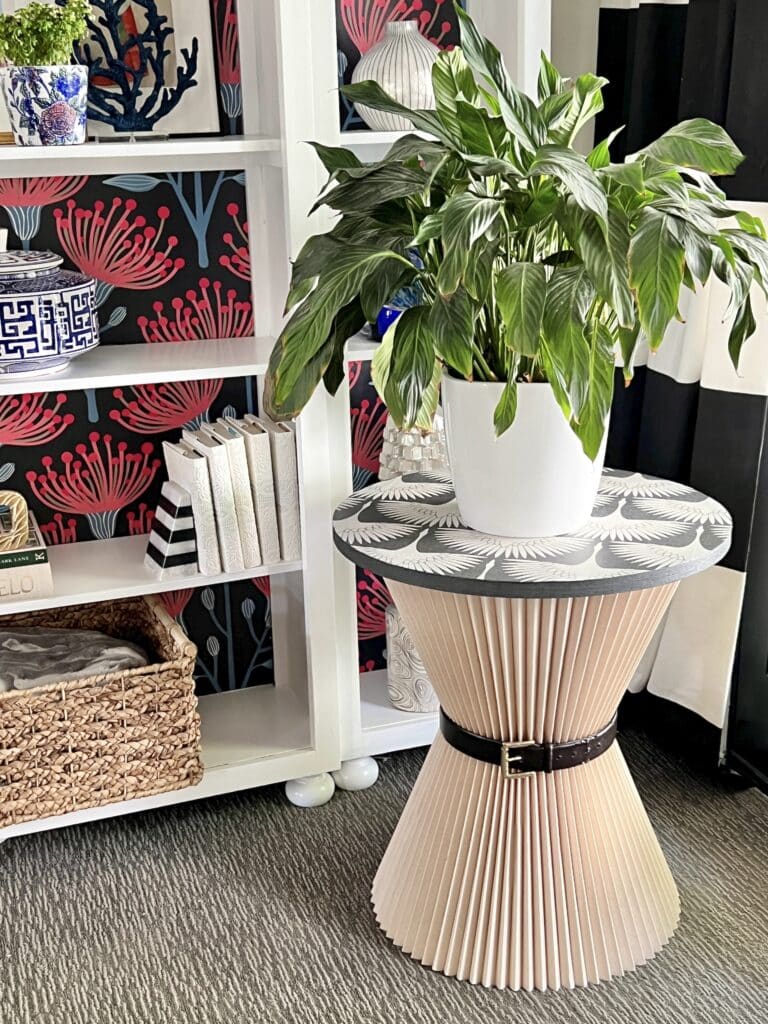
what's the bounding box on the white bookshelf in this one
[0,0,550,839]
[0,337,275,396]
[0,534,302,616]
[0,135,281,178]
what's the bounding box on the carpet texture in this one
[2,724,767,1024]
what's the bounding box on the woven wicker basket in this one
[0,596,203,829]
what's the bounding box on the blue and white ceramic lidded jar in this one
[0,250,100,378]
[2,65,88,146]
[351,21,441,131]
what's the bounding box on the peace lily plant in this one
[266,8,766,536]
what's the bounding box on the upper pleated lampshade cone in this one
[372,582,681,991]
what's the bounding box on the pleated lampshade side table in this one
[333,470,732,992]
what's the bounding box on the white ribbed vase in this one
[351,21,440,132]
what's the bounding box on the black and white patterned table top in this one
[333,470,733,598]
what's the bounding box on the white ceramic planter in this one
[442,376,607,537]
[351,21,440,132]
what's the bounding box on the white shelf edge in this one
[0,685,322,841]
[348,669,438,759]
[0,534,302,616]
[0,135,282,176]
[340,129,432,148]
[346,331,379,364]
[0,337,276,396]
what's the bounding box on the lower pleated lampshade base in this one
[372,734,680,991]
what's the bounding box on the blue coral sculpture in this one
[59,0,199,133]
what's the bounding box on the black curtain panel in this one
[595,1,688,161]
[592,1,768,787]
[677,0,768,786]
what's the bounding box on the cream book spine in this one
[247,415,301,562]
[0,512,53,603]
[182,428,245,573]
[202,420,262,568]
[224,416,281,564]
[162,440,222,576]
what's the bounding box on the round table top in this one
[333,470,733,599]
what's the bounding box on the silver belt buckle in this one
[501,740,537,779]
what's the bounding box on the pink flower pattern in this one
[0,393,74,446]
[26,432,162,541]
[110,380,224,434]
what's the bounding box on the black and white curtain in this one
[591,0,768,753]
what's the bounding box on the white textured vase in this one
[351,21,440,132]
[386,605,440,714]
[378,412,450,481]
[442,377,607,537]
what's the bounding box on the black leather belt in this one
[439,709,618,779]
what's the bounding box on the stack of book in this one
[160,414,301,576]
[0,512,54,602]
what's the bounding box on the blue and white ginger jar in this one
[0,251,100,378]
[2,65,88,146]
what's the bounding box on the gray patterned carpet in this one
[2,725,767,1024]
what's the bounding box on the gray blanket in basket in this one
[0,628,149,691]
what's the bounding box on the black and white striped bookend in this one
[144,482,198,578]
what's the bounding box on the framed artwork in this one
[0,0,221,137]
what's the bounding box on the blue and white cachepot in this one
[0,251,100,377]
[1,65,88,146]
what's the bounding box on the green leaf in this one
[618,322,641,383]
[454,100,508,157]
[539,91,573,132]
[496,263,548,357]
[382,306,440,428]
[728,295,756,369]
[312,163,429,214]
[637,118,745,175]
[373,324,443,432]
[264,332,335,422]
[412,211,443,246]
[542,265,595,412]
[572,321,615,460]
[431,48,479,142]
[601,160,645,192]
[463,240,498,304]
[272,244,411,405]
[436,192,501,296]
[550,73,608,146]
[724,228,768,290]
[341,80,457,145]
[529,145,608,223]
[736,210,767,240]
[455,7,545,156]
[429,290,476,378]
[309,141,363,175]
[493,378,519,436]
[537,52,564,102]
[381,133,448,167]
[588,127,624,170]
[673,219,713,284]
[561,201,634,328]
[359,260,416,322]
[323,300,367,394]
[629,208,685,350]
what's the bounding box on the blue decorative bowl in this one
[0,251,100,378]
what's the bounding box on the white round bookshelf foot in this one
[332,757,379,792]
[284,773,335,808]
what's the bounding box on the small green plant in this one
[265,8,767,459]
[0,0,90,67]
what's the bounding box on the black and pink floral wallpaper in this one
[0,2,455,693]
